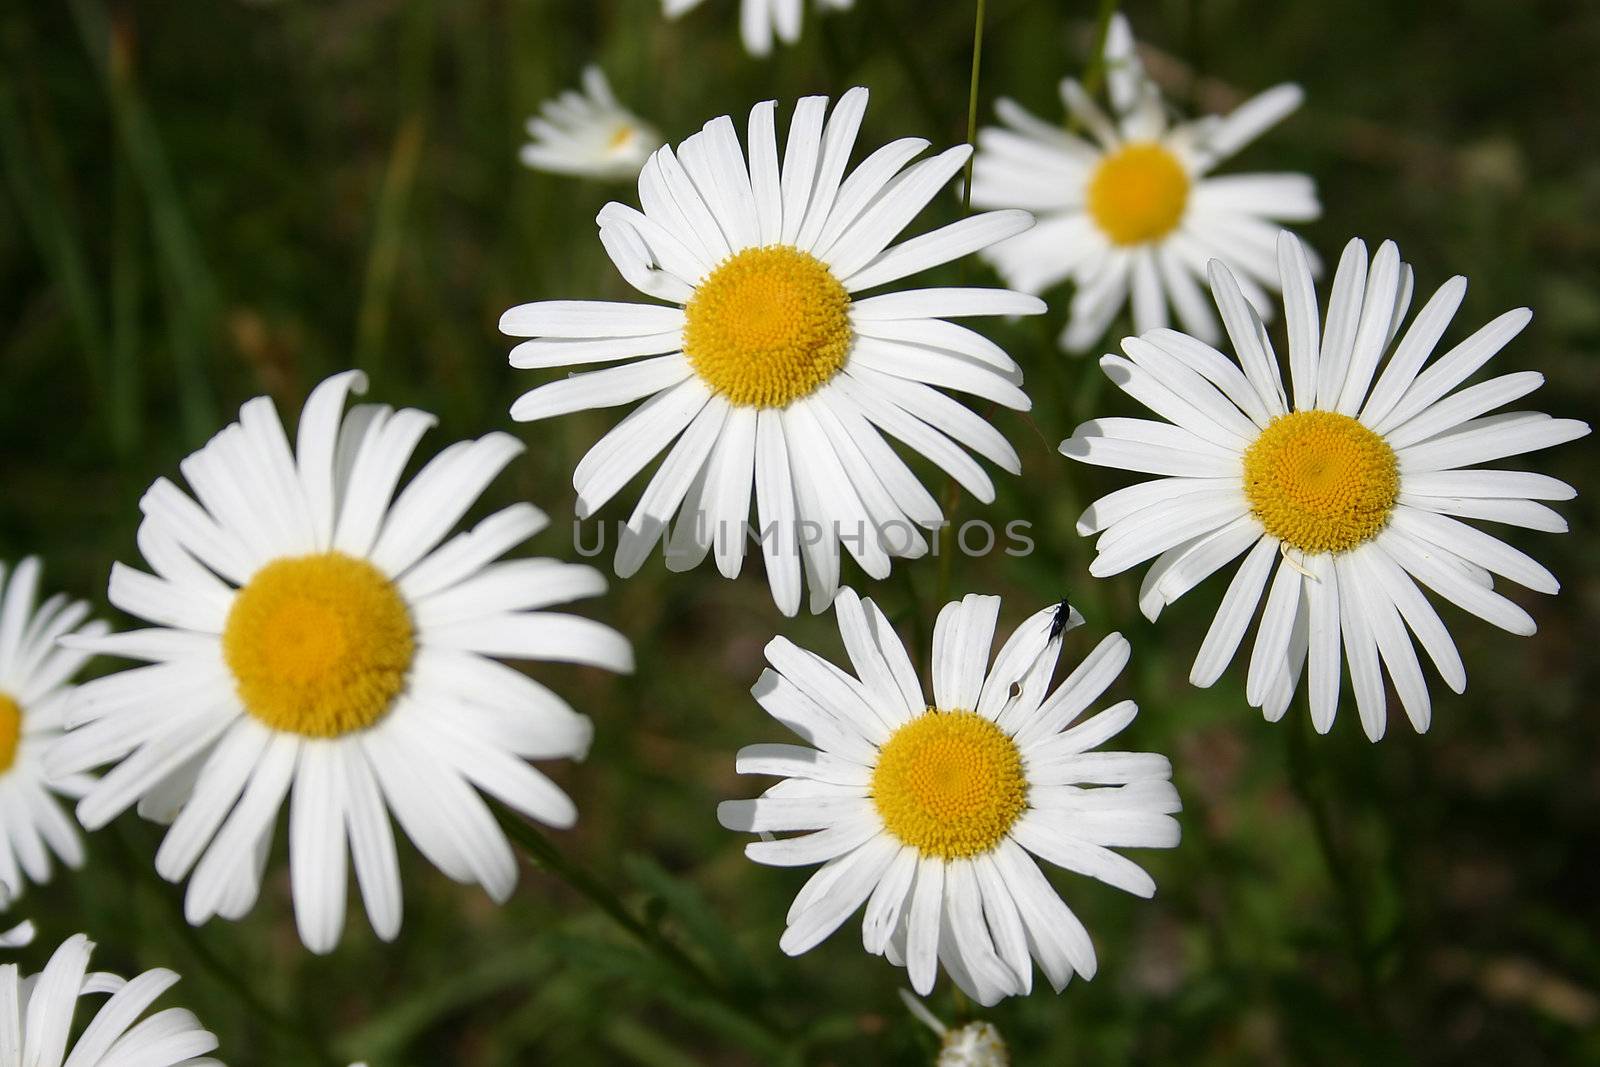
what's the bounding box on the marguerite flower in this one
[970,13,1318,353]
[0,558,104,902]
[521,66,662,181]
[899,989,1009,1067]
[664,0,853,57]
[501,87,1042,616]
[718,590,1180,1004]
[1,933,220,1066]
[1062,233,1590,740]
[49,371,632,953]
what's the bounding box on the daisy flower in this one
[899,989,1009,1067]
[0,558,104,902]
[664,0,853,57]
[520,66,663,181]
[969,13,1318,353]
[1062,233,1590,740]
[501,87,1042,616]
[1,932,220,1066]
[49,371,633,953]
[718,590,1180,1004]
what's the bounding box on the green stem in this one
[1284,715,1382,1023]
[492,807,786,1046]
[959,0,986,219]
[934,0,989,606]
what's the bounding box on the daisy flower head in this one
[521,66,663,181]
[502,87,1044,616]
[1,933,219,1066]
[1063,233,1590,740]
[899,989,1009,1067]
[664,0,854,57]
[718,590,1180,1004]
[0,558,105,901]
[969,12,1318,353]
[49,371,633,953]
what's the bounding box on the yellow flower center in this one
[0,693,21,774]
[871,710,1027,860]
[683,245,853,408]
[1086,142,1190,246]
[607,124,636,151]
[223,552,415,738]
[1243,410,1400,554]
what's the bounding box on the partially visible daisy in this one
[0,932,220,1066]
[521,66,663,181]
[50,371,632,953]
[970,13,1318,353]
[502,87,1041,615]
[1062,233,1590,739]
[0,558,104,902]
[899,989,1009,1066]
[664,0,853,57]
[719,590,1180,1004]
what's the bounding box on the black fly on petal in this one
[1049,597,1073,640]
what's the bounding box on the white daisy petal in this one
[844,210,1035,294]
[289,740,349,954]
[1195,83,1303,165]
[747,100,783,245]
[779,835,898,956]
[1397,412,1589,473]
[1383,371,1544,449]
[833,373,996,502]
[1374,306,1533,434]
[1333,239,1404,415]
[796,85,870,251]
[499,299,684,339]
[1208,260,1287,415]
[932,595,1001,712]
[1188,536,1278,687]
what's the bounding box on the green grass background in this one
[1,1,1597,1063]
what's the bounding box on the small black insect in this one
[1049,597,1073,639]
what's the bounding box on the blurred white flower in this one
[521,66,662,181]
[664,0,854,57]
[51,372,632,954]
[0,932,220,1066]
[0,558,104,902]
[502,87,1041,615]
[971,13,1318,352]
[1063,233,1589,738]
[720,590,1180,1004]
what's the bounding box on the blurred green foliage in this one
[1,1,1597,1064]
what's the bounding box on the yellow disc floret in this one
[1243,410,1401,554]
[871,709,1027,860]
[683,245,853,408]
[0,693,21,774]
[1086,142,1190,246]
[223,552,415,738]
